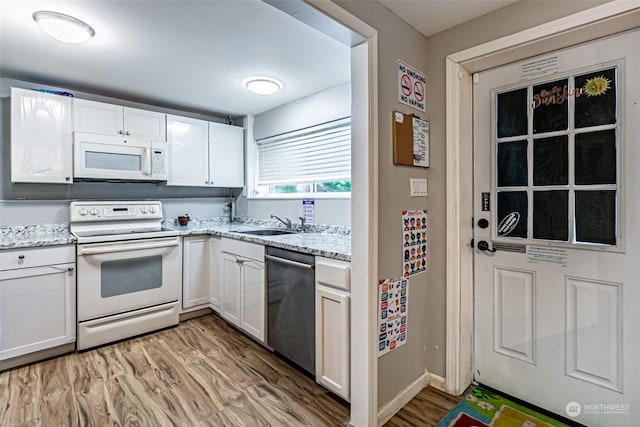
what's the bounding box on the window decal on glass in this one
[575,68,616,128]
[497,88,527,138]
[533,79,569,134]
[497,191,528,238]
[533,136,568,186]
[533,191,568,241]
[575,191,616,245]
[575,130,616,185]
[497,140,528,187]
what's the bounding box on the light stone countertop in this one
[1,218,351,261]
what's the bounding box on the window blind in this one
[256,117,351,185]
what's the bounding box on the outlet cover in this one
[410,178,428,197]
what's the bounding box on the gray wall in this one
[422,0,611,379]
[237,83,351,226]
[335,0,430,406]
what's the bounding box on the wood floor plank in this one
[0,313,463,427]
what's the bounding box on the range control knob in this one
[90,208,99,216]
[149,206,157,214]
[79,209,88,216]
[141,207,148,214]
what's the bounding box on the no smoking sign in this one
[398,60,426,112]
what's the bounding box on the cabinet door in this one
[209,237,222,312]
[124,107,166,141]
[10,88,73,184]
[73,98,124,136]
[167,115,209,186]
[182,236,210,309]
[0,264,76,361]
[241,260,265,342]
[221,253,241,326]
[208,122,244,187]
[315,285,350,401]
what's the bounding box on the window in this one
[253,117,351,198]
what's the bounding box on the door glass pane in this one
[575,68,616,128]
[575,191,616,245]
[86,151,141,171]
[101,256,162,297]
[575,130,616,185]
[497,88,528,138]
[497,140,528,187]
[497,191,528,238]
[533,79,569,133]
[533,191,568,241]
[533,136,568,186]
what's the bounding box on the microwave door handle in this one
[144,147,152,176]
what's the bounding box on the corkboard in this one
[392,111,429,168]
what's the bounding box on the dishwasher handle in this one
[264,254,314,270]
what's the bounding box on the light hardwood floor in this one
[0,314,460,426]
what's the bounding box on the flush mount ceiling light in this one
[32,11,95,44]
[242,77,282,95]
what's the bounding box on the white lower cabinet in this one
[0,245,76,366]
[182,236,210,309]
[315,257,351,401]
[221,238,265,342]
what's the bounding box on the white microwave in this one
[74,132,167,181]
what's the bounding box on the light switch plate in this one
[410,178,428,197]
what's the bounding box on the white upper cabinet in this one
[73,99,166,140]
[209,121,244,187]
[166,114,209,186]
[167,117,244,188]
[10,87,73,184]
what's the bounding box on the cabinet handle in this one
[65,176,71,181]
[125,131,130,136]
[118,130,124,135]
[18,255,25,260]
[205,181,209,184]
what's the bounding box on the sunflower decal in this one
[583,75,612,96]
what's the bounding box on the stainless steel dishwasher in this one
[265,246,316,376]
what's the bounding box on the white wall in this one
[238,83,352,226]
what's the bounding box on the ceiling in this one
[0,0,521,118]
[379,0,520,37]
[0,0,351,116]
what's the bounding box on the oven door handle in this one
[264,254,314,270]
[78,239,179,255]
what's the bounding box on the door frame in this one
[444,0,640,396]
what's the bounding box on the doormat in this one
[436,385,571,427]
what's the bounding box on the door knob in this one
[477,240,497,253]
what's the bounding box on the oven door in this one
[76,236,181,321]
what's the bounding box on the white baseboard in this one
[427,372,447,392]
[377,372,430,426]
[376,371,450,426]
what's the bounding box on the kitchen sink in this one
[236,229,298,236]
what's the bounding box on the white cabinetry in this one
[166,116,244,187]
[221,238,265,342]
[182,236,210,309]
[10,87,73,183]
[166,115,209,186]
[73,98,166,140]
[209,121,244,187]
[0,245,76,368]
[209,237,222,312]
[315,257,351,401]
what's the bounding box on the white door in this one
[73,98,124,136]
[241,259,265,342]
[182,236,210,309]
[123,107,166,140]
[166,114,209,186]
[221,252,241,326]
[473,30,639,427]
[208,121,244,187]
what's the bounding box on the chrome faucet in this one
[298,216,306,232]
[271,214,292,229]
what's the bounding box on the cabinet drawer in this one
[0,245,75,271]
[315,257,351,292]
[221,238,264,261]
